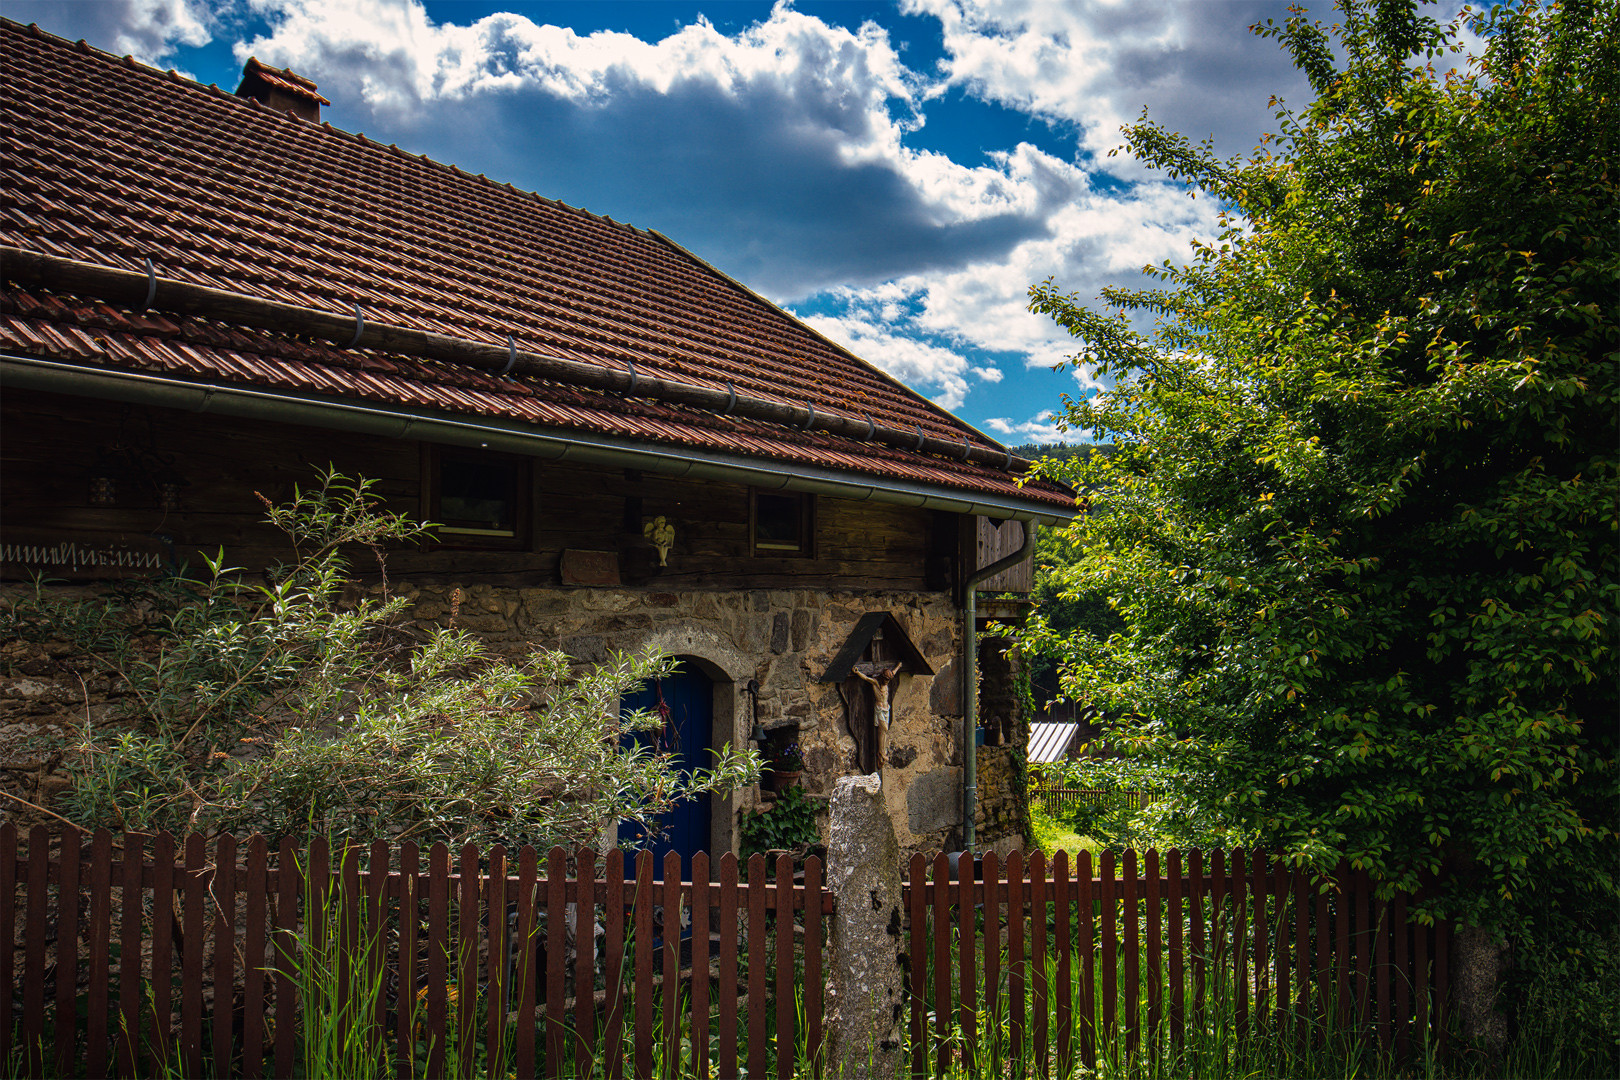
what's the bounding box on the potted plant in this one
[769,741,804,792]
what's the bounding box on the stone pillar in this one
[826,774,905,1080]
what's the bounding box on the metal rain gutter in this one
[961,517,1039,854]
[0,354,1074,525]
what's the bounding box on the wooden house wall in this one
[0,389,958,592]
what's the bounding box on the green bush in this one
[738,785,819,858]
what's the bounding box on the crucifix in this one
[850,660,901,788]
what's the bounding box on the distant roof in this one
[0,19,1073,517]
[1028,722,1081,764]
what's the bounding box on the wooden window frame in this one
[749,488,815,558]
[421,445,532,550]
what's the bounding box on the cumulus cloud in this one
[985,411,1074,444]
[9,0,216,65]
[904,0,1314,168]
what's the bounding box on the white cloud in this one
[985,411,1075,444]
[10,0,216,65]
[903,0,1314,169]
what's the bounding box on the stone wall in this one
[1,580,1031,855]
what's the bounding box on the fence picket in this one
[578,848,601,1080]
[957,849,977,1068]
[663,851,682,1075]
[930,852,950,1079]
[747,853,768,1080]
[805,855,825,1078]
[24,826,49,1078]
[1075,849,1093,1072]
[1123,849,1140,1058]
[1145,849,1162,1053]
[274,836,298,1079]
[1353,867,1372,1032]
[485,845,507,1080]
[242,835,268,1079]
[1167,850,1184,1050]
[211,834,235,1080]
[1188,849,1205,1028]
[546,846,569,1079]
[459,844,480,1080]
[907,853,927,1080]
[1251,848,1268,1032]
[55,831,80,1077]
[0,824,14,1069]
[1230,847,1247,1039]
[397,841,421,1080]
[776,852,795,1080]
[514,845,539,1080]
[1027,851,1048,1080]
[1005,850,1025,1073]
[716,852,738,1078]
[1376,891,1392,1051]
[1098,850,1115,1042]
[1054,851,1072,1076]
[689,852,709,1080]
[983,850,1001,1064]
[426,842,450,1080]
[606,849,630,1080]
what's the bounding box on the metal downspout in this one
[962,517,1038,854]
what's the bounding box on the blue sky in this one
[11,0,1382,443]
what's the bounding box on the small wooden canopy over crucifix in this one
[821,612,933,783]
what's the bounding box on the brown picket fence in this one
[900,848,1451,1078]
[0,825,826,1080]
[1031,787,1165,815]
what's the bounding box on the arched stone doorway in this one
[617,636,747,878]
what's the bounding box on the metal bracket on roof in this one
[803,402,816,430]
[863,413,875,441]
[625,358,639,396]
[137,258,157,313]
[1004,448,1014,472]
[723,382,737,414]
[961,435,972,462]
[914,424,925,452]
[499,335,517,377]
[346,304,365,349]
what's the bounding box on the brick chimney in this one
[234,57,329,122]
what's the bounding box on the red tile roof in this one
[0,19,1072,513]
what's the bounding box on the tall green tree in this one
[1024,0,1618,944]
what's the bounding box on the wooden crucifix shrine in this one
[821,612,933,787]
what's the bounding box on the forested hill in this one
[1009,442,1116,463]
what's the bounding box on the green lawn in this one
[1029,801,1103,857]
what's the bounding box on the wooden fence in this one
[901,848,1451,1077]
[0,825,826,1080]
[1031,786,1164,815]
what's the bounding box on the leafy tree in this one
[1023,0,1617,961]
[6,469,758,847]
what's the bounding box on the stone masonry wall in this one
[1,581,1029,856]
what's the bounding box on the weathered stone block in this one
[827,775,904,1080]
[770,612,790,654]
[906,766,962,835]
[929,658,961,717]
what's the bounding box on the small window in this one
[751,489,813,557]
[425,447,530,547]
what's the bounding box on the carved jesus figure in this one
[851,660,902,788]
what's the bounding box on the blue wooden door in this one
[618,665,712,881]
